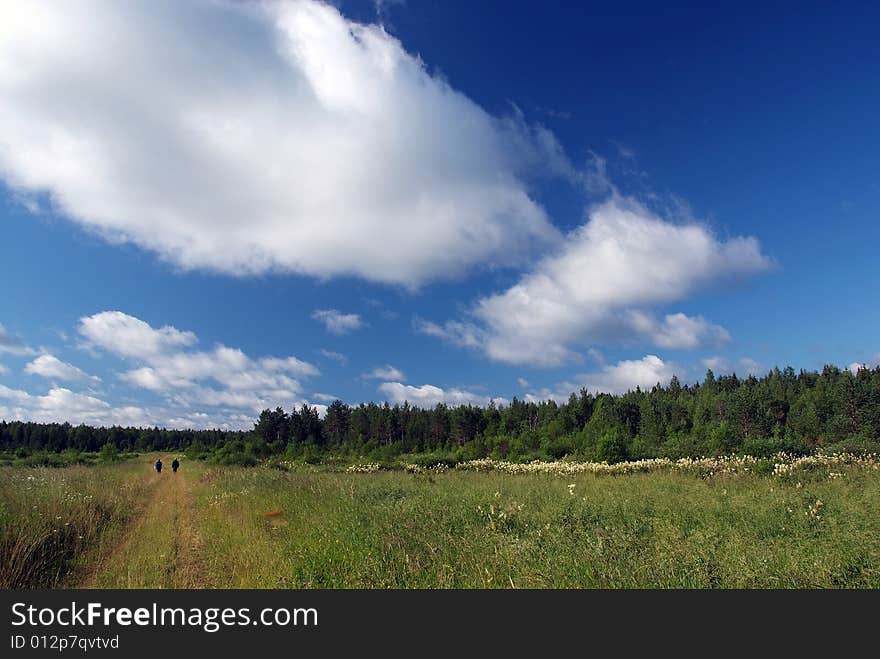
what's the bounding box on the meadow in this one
[0,460,152,588]
[2,452,879,588]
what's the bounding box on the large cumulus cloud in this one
[0,0,565,287]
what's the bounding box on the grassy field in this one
[2,453,879,588]
[0,460,153,588]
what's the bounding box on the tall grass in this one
[4,456,879,588]
[0,463,151,588]
[195,461,880,588]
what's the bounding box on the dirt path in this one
[80,456,210,588]
[166,462,209,588]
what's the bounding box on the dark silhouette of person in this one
[155,458,162,473]
[172,458,180,473]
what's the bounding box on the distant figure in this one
[172,458,180,473]
[155,458,162,473]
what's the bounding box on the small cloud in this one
[25,354,100,383]
[362,297,399,320]
[525,355,680,402]
[379,382,507,408]
[702,356,765,377]
[318,348,348,365]
[363,365,406,381]
[632,312,730,350]
[374,0,405,17]
[413,317,482,348]
[311,309,365,335]
[610,139,636,160]
[258,356,320,378]
[534,105,572,120]
[312,392,339,403]
[0,323,38,356]
[849,352,880,374]
[78,311,197,359]
[516,377,529,388]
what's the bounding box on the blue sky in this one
[0,0,878,429]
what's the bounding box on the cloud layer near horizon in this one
[0,311,324,430]
[379,382,507,408]
[0,0,564,287]
[524,354,679,402]
[80,312,319,413]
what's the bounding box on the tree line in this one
[2,364,879,465]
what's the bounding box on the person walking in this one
[172,458,180,473]
[155,458,163,473]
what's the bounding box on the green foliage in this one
[596,430,629,464]
[708,421,738,455]
[99,440,119,463]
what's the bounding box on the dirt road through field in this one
[80,456,209,588]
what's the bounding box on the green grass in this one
[3,457,879,588]
[0,461,152,588]
[194,463,880,588]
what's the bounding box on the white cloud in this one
[117,347,314,411]
[79,311,319,414]
[0,382,266,431]
[414,318,482,348]
[25,354,100,382]
[516,377,529,388]
[79,311,196,359]
[0,364,7,375]
[525,354,679,402]
[0,384,155,427]
[701,356,765,377]
[627,312,730,350]
[420,196,770,366]
[363,365,405,380]
[318,349,348,365]
[312,309,364,335]
[311,392,339,403]
[0,0,565,287]
[0,323,37,356]
[0,312,326,429]
[848,353,880,374]
[259,356,320,378]
[379,382,507,408]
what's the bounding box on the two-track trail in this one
[80,456,210,589]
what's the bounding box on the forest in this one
[2,364,879,466]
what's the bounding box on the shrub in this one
[823,435,880,455]
[596,430,629,464]
[99,441,119,463]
